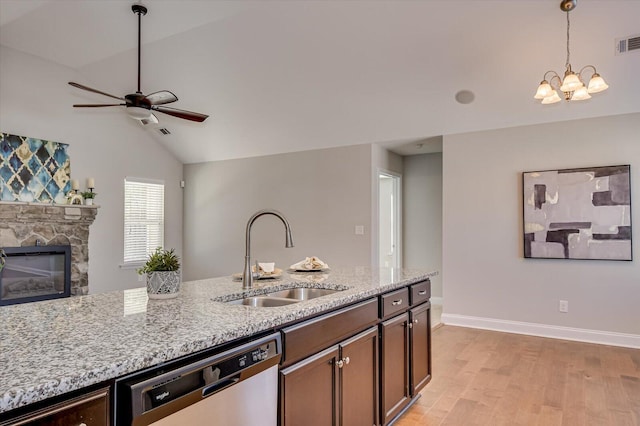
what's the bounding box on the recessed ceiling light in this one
[455,90,475,104]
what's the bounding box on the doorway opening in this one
[378,171,401,268]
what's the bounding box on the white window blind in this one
[124,178,165,263]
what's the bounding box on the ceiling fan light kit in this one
[533,0,609,104]
[126,106,152,120]
[69,3,208,124]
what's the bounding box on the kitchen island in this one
[0,267,435,416]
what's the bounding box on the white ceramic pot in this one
[85,198,94,206]
[146,270,181,299]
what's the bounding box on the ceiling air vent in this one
[158,128,171,135]
[615,34,640,55]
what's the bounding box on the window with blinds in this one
[124,178,165,264]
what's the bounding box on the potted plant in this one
[81,191,97,206]
[138,248,181,299]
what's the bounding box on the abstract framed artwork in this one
[523,165,632,260]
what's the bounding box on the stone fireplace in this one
[0,202,98,296]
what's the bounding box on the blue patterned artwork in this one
[523,165,632,260]
[0,133,71,204]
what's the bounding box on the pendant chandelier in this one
[534,0,609,104]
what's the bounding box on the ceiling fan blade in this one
[73,103,126,107]
[140,113,159,125]
[145,91,178,106]
[68,82,125,101]
[152,106,209,122]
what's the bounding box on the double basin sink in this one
[227,287,342,307]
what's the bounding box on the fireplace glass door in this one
[0,245,71,306]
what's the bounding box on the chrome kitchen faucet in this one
[243,209,294,290]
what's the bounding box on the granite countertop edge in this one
[0,267,436,413]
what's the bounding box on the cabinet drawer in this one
[379,288,409,320]
[410,280,431,306]
[6,387,110,426]
[281,298,378,366]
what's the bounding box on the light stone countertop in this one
[0,267,435,414]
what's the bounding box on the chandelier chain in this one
[565,11,571,68]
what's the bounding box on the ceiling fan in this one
[68,4,208,125]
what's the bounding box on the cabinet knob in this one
[391,299,403,306]
[344,356,350,365]
[414,319,419,324]
[408,323,413,329]
[336,359,344,368]
[418,290,427,295]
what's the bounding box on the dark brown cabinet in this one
[339,328,379,426]
[2,387,110,426]
[280,346,340,426]
[280,327,378,426]
[279,279,432,426]
[380,313,410,425]
[379,280,432,425]
[410,302,432,395]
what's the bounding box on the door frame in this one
[375,168,402,269]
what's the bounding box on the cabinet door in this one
[410,302,431,395]
[339,327,378,426]
[280,346,340,426]
[380,313,410,425]
[5,387,109,426]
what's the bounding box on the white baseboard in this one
[441,313,640,349]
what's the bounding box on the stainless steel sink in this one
[265,288,341,300]
[226,287,343,307]
[227,296,299,307]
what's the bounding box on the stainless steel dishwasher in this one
[115,333,281,426]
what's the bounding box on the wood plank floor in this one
[395,325,640,426]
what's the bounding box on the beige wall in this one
[403,153,442,298]
[183,144,374,280]
[442,113,640,339]
[0,46,184,294]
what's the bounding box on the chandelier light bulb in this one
[571,86,592,101]
[587,73,609,93]
[560,71,583,92]
[534,81,554,99]
[541,91,562,104]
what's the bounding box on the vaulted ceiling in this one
[1,0,638,163]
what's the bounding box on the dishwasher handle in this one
[202,375,240,398]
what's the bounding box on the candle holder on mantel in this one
[71,179,80,195]
[84,178,96,205]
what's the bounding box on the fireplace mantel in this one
[0,201,98,295]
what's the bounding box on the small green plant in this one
[81,191,97,199]
[138,248,180,274]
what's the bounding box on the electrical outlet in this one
[138,273,144,282]
[559,300,569,313]
[355,225,364,235]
